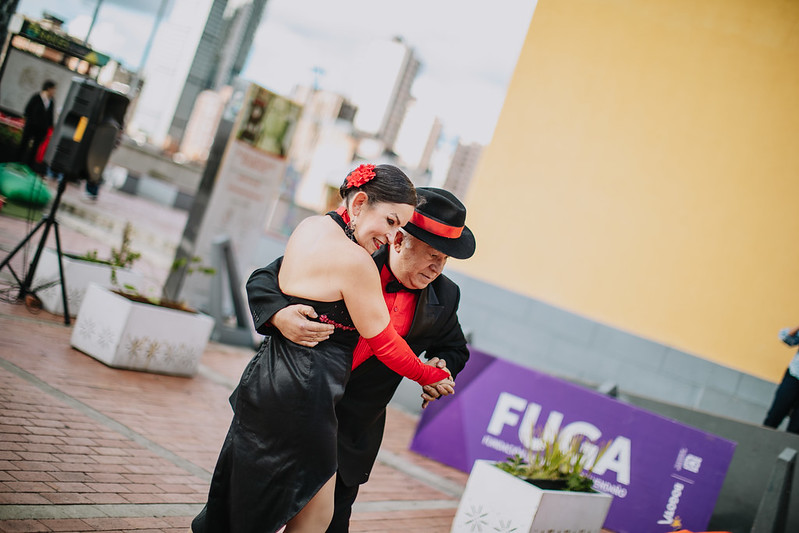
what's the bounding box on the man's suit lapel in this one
[408,282,443,339]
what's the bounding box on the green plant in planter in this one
[495,428,608,493]
[169,255,217,286]
[75,222,141,285]
[117,256,215,313]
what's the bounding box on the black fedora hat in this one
[403,187,475,259]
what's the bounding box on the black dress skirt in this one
[192,297,360,533]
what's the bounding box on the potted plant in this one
[31,222,144,317]
[107,255,217,312]
[69,257,216,377]
[450,429,613,533]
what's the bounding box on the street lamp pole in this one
[128,0,169,98]
[84,0,104,45]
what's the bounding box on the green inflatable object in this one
[0,163,53,206]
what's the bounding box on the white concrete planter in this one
[451,460,613,533]
[32,248,144,317]
[70,283,214,377]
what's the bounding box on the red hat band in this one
[409,211,463,239]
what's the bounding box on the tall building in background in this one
[178,86,233,162]
[212,0,267,90]
[128,0,267,150]
[350,36,420,153]
[164,0,228,150]
[169,0,267,149]
[394,100,442,175]
[443,140,482,201]
[288,85,358,211]
[127,0,218,147]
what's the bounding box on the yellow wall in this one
[457,0,799,381]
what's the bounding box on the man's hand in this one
[421,357,454,409]
[270,304,334,347]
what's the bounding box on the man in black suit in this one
[246,187,475,533]
[17,80,56,168]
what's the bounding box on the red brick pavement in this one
[0,300,467,532]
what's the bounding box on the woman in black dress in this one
[193,164,453,533]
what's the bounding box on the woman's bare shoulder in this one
[291,214,327,235]
[285,215,370,268]
[280,215,375,299]
[286,215,336,248]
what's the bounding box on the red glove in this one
[359,324,450,386]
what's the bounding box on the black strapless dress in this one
[193,298,359,533]
[193,212,361,533]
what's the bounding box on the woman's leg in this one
[284,476,336,533]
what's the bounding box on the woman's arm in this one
[339,252,451,387]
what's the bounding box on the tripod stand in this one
[0,176,71,325]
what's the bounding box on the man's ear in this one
[392,230,405,252]
[349,191,368,217]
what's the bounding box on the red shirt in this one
[351,263,419,368]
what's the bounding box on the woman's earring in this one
[345,220,356,242]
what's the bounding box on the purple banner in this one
[410,349,736,533]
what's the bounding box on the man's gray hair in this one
[399,228,414,248]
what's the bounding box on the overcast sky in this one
[16,0,537,143]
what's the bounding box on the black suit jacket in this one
[246,246,469,486]
[23,93,54,137]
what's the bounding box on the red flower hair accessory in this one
[346,164,376,189]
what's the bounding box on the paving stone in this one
[0,493,51,505]
[36,518,92,532]
[6,472,56,483]
[2,482,54,493]
[40,493,93,505]
[0,519,50,532]
[83,493,130,505]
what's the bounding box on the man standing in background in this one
[16,79,56,169]
[763,324,799,434]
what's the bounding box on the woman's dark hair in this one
[339,164,416,207]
